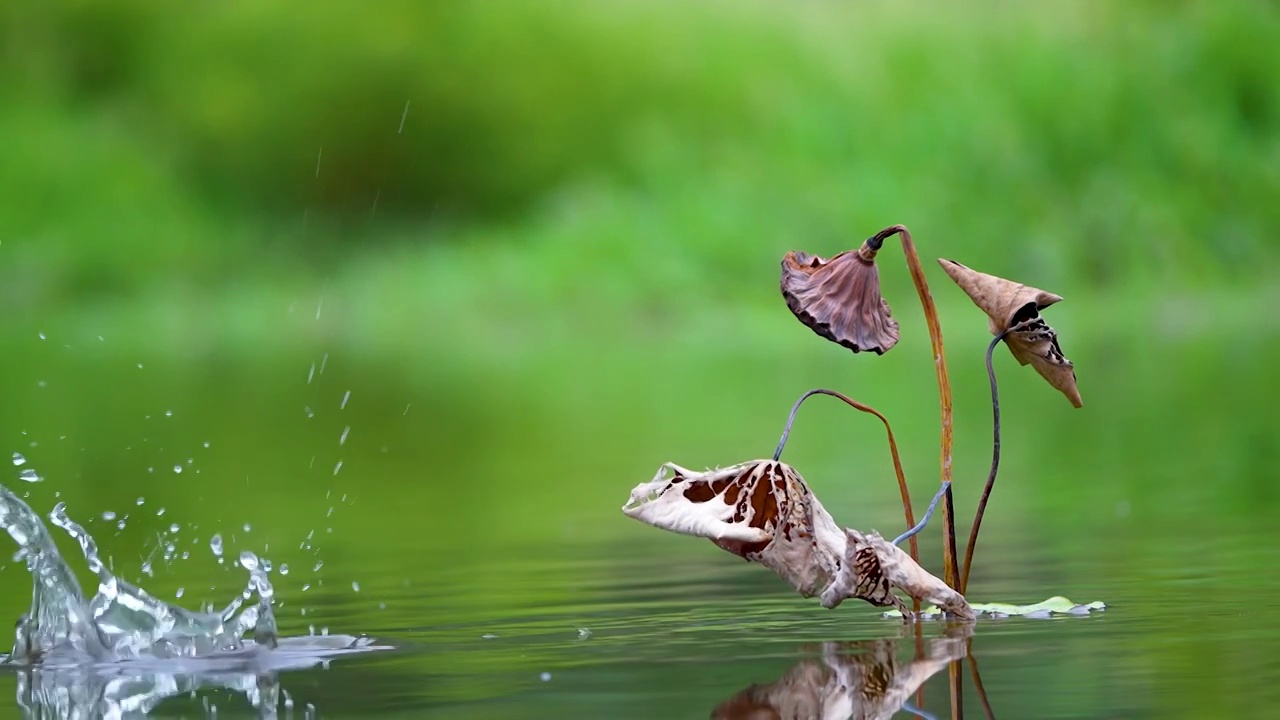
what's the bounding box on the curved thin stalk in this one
[773,388,919,562]
[867,225,959,590]
[967,644,997,720]
[959,329,1012,594]
[893,481,949,547]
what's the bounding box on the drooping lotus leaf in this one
[937,259,1082,407]
[622,460,973,618]
[781,245,900,355]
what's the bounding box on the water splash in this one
[0,483,279,663]
[10,634,388,718]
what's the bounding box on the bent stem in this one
[773,388,919,563]
[967,644,997,720]
[867,225,959,590]
[959,328,1013,594]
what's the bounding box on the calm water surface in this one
[4,529,1276,719]
[2,300,1276,718]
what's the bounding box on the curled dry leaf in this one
[840,530,974,620]
[937,259,1083,407]
[622,460,845,598]
[710,637,968,720]
[780,243,900,355]
[622,460,974,618]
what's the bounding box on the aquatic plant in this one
[622,224,1089,619]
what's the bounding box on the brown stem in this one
[868,224,959,590]
[772,388,919,563]
[949,660,965,720]
[967,642,997,720]
[959,330,1012,594]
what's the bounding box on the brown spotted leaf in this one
[623,460,976,618]
[937,259,1083,407]
[781,245,900,354]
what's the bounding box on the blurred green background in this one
[1,0,1279,716]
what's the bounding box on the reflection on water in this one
[10,635,390,719]
[711,633,971,720]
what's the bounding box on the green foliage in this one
[2,0,1279,304]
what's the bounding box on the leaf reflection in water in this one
[710,632,978,720]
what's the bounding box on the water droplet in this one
[176,587,185,598]
[164,410,173,417]
[340,390,351,409]
[313,561,324,572]
[577,628,592,640]
[242,523,252,532]
[11,452,25,466]
[209,533,224,559]
[18,468,41,483]
[38,331,46,340]
[173,464,183,474]
[339,426,350,446]
[279,563,290,575]
[36,380,47,388]
[351,581,360,592]
[102,511,117,521]
[481,633,498,640]
[169,523,180,533]
[332,461,343,476]
[238,551,258,571]
[141,560,153,577]
[307,362,316,384]
[117,519,127,530]
[302,584,311,592]
[136,497,145,506]
[540,672,552,682]
[137,363,144,369]
[181,551,190,560]
[156,507,166,517]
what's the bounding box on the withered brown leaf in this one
[781,243,900,355]
[623,460,974,619]
[937,259,1083,407]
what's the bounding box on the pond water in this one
[2,290,1277,718]
[3,511,1279,718]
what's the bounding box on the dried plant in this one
[621,456,973,618]
[781,225,960,590]
[937,259,1082,408]
[936,259,1083,593]
[622,223,1087,622]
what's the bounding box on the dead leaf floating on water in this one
[937,259,1083,407]
[780,242,900,355]
[621,459,973,619]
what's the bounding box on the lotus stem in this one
[959,327,1013,594]
[967,645,998,720]
[868,225,960,590]
[949,661,965,720]
[773,388,920,562]
[893,481,949,547]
